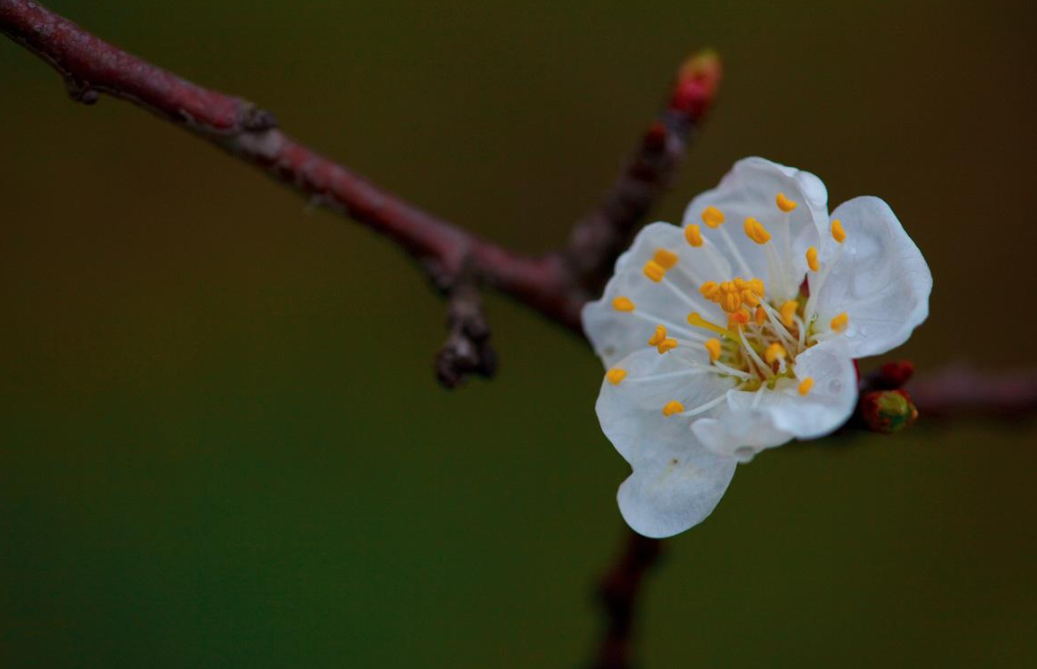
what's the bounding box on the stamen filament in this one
[687,312,738,340]
[764,241,793,301]
[624,368,712,384]
[756,300,798,348]
[805,242,844,319]
[716,226,753,277]
[629,310,706,342]
[700,239,732,279]
[740,330,773,378]
[678,393,729,418]
[713,362,752,380]
[793,313,808,349]
[659,273,714,315]
[717,363,750,377]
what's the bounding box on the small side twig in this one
[908,366,1037,419]
[845,361,1037,432]
[433,262,497,388]
[566,51,721,298]
[591,529,663,669]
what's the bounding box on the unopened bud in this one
[861,389,918,434]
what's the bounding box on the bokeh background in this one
[3,0,1037,666]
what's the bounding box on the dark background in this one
[2,0,1036,666]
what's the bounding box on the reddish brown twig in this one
[908,366,1037,420]
[845,361,1037,432]
[0,0,718,387]
[566,51,721,297]
[591,530,663,669]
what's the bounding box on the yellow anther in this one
[657,338,679,354]
[744,217,772,245]
[687,312,731,338]
[830,312,849,332]
[653,248,679,270]
[754,306,767,325]
[700,281,720,300]
[749,278,765,295]
[776,192,798,213]
[721,281,736,293]
[780,300,799,328]
[727,308,750,330]
[648,324,667,346]
[662,400,685,417]
[798,377,815,396]
[831,219,846,244]
[734,278,749,291]
[612,296,635,312]
[606,369,627,385]
[764,342,787,365]
[685,224,704,248]
[721,292,741,313]
[704,338,722,362]
[740,289,760,307]
[701,206,725,228]
[806,246,820,272]
[643,260,666,282]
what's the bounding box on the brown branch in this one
[908,366,1037,420]
[842,361,1037,433]
[591,529,663,669]
[0,0,718,387]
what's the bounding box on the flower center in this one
[690,276,809,391]
[605,192,852,417]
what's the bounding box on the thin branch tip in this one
[565,48,721,296]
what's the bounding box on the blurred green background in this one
[2,0,1036,666]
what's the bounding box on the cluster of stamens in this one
[605,191,853,419]
[699,277,765,330]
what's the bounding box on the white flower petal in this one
[681,157,827,301]
[778,340,859,438]
[617,450,736,538]
[692,340,858,460]
[691,409,789,462]
[596,348,734,464]
[582,222,729,367]
[595,348,737,537]
[812,196,932,358]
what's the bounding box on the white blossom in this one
[582,158,932,538]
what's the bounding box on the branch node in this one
[65,78,98,105]
[430,256,497,389]
[435,276,497,389]
[238,103,279,132]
